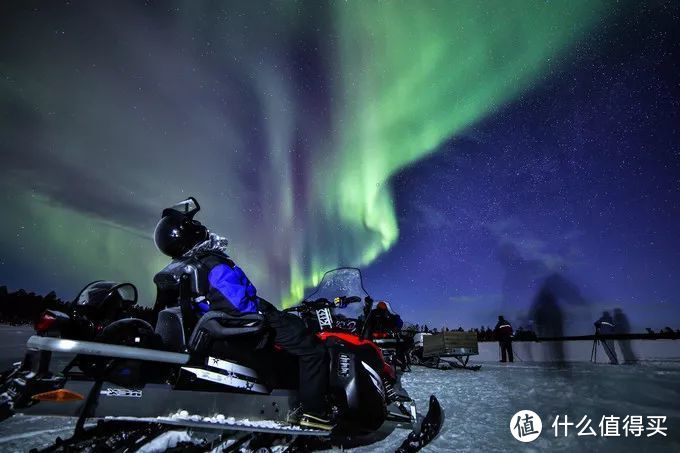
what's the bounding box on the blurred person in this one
[594,311,618,364]
[496,243,548,314]
[613,308,636,364]
[530,283,566,365]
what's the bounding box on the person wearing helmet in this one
[364,300,404,335]
[152,197,333,430]
[363,300,411,372]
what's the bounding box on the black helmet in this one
[154,197,208,258]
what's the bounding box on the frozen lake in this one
[0,326,679,452]
[364,361,680,452]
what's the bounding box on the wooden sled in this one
[412,332,481,371]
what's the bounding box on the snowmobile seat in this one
[187,311,266,353]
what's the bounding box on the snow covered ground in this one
[358,361,680,452]
[1,361,678,452]
[0,325,679,452]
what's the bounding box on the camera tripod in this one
[590,335,619,364]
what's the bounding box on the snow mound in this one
[163,410,312,431]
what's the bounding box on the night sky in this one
[1,1,678,334]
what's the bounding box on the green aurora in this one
[1,1,608,306]
[286,0,607,304]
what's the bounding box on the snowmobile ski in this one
[396,395,444,453]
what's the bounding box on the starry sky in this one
[1,1,678,334]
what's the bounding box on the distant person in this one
[594,311,614,334]
[529,280,568,366]
[494,315,514,362]
[363,300,410,372]
[613,308,636,364]
[594,311,618,364]
[363,300,403,336]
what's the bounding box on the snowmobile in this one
[35,280,141,340]
[0,268,443,452]
[0,280,141,414]
[372,331,413,373]
[296,276,412,373]
[408,332,432,367]
[283,268,412,400]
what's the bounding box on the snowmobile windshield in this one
[74,281,138,308]
[304,268,369,321]
[304,268,369,302]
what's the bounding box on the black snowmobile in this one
[0,280,142,409]
[0,268,443,452]
[35,280,141,341]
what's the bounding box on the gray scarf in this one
[182,233,229,258]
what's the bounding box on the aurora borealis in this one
[2,1,679,332]
[300,0,607,300]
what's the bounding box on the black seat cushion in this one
[188,311,266,350]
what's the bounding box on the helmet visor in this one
[162,197,200,218]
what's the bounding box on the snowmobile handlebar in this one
[283,298,333,313]
[283,295,363,313]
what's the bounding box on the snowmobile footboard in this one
[19,381,297,421]
[26,336,190,364]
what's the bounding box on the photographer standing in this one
[494,315,514,363]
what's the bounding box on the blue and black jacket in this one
[202,254,259,315]
[153,250,260,318]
